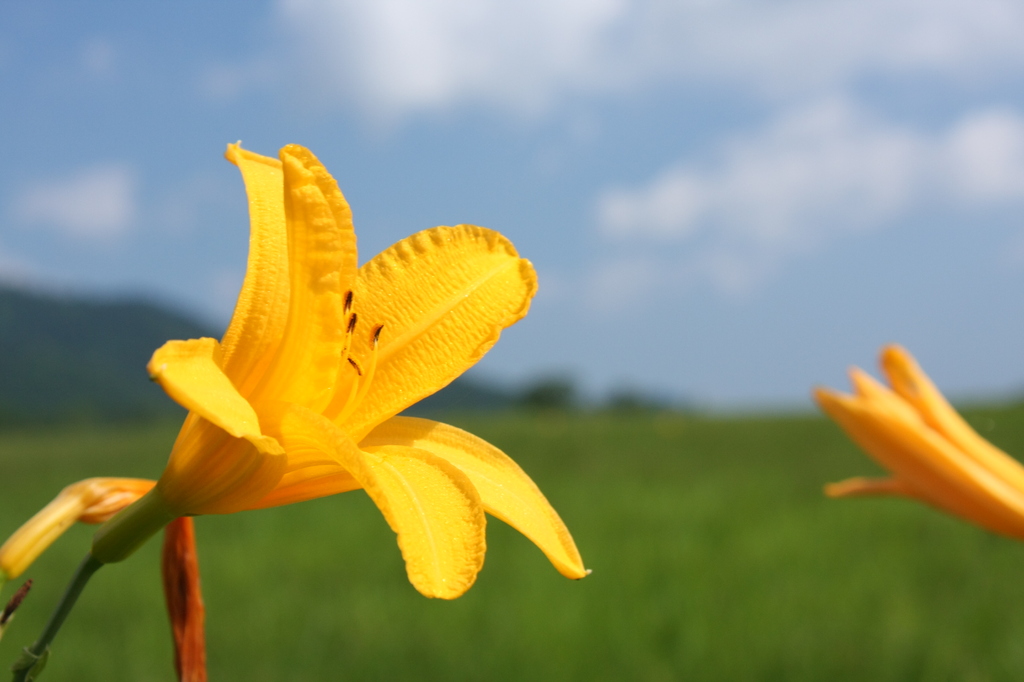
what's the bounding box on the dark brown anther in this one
[344,290,354,314]
[372,325,384,345]
[347,313,358,334]
[348,358,363,376]
[1,580,32,626]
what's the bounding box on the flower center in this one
[323,291,383,424]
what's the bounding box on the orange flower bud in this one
[0,478,155,581]
[162,517,206,682]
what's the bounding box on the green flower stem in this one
[91,488,175,564]
[10,553,102,682]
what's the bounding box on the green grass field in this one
[4,407,1024,681]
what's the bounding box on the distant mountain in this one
[0,285,522,425]
[0,286,215,424]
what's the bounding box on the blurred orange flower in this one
[816,345,1024,539]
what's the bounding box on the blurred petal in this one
[363,417,587,579]
[0,478,154,579]
[79,479,159,523]
[848,368,923,426]
[148,338,283,455]
[277,406,486,598]
[341,226,537,439]
[881,345,1024,495]
[220,144,290,393]
[250,145,357,413]
[162,517,207,682]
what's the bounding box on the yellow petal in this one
[249,145,358,413]
[247,468,361,510]
[362,444,486,599]
[274,406,486,598]
[246,402,361,510]
[880,345,1024,495]
[148,338,283,455]
[339,226,537,440]
[824,476,912,498]
[220,144,290,394]
[815,387,1024,538]
[0,478,155,579]
[362,416,587,579]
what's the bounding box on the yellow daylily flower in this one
[0,478,154,585]
[88,143,586,599]
[816,344,1024,540]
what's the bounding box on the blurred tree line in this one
[409,376,683,415]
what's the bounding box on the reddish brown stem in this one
[162,517,207,682]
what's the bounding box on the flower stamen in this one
[323,308,360,417]
[335,325,383,424]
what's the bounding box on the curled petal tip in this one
[881,343,910,361]
[880,345,915,373]
[224,141,243,162]
[563,564,590,580]
[845,365,872,385]
[812,386,842,407]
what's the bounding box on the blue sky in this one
[3,0,1024,407]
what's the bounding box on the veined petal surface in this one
[341,226,537,439]
[248,468,361,510]
[363,416,587,579]
[251,146,357,413]
[220,144,290,393]
[148,338,283,455]
[276,406,486,598]
[248,402,362,510]
[361,445,487,599]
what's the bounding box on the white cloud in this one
[944,111,1024,201]
[15,165,138,239]
[595,100,1024,291]
[275,0,1024,118]
[599,99,925,243]
[278,0,626,117]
